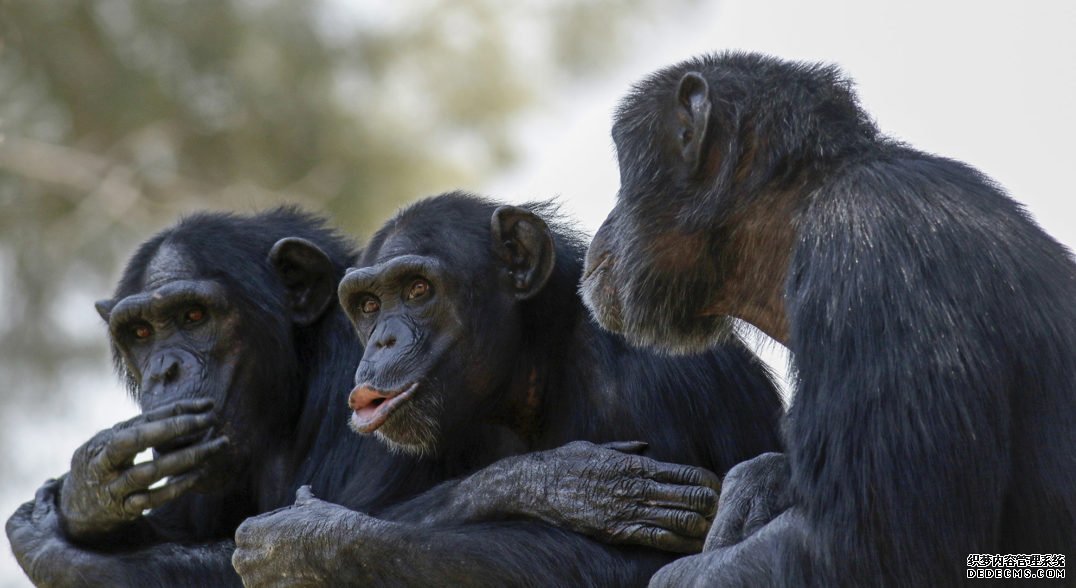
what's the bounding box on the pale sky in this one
[493,0,1076,247]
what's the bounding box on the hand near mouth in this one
[58,399,230,541]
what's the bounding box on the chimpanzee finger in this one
[602,441,649,454]
[107,399,214,433]
[294,485,317,506]
[615,523,702,554]
[109,436,229,494]
[31,480,60,522]
[642,481,718,514]
[637,507,711,539]
[139,399,215,423]
[643,462,722,494]
[97,413,217,470]
[122,471,204,514]
[706,491,753,547]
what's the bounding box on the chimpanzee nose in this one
[149,351,185,384]
[375,333,396,349]
[369,318,412,352]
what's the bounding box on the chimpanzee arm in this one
[6,478,242,588]
[6,401,239,586]
[233,486,674,587]
[379,440,721,553]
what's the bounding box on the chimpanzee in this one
[581,51,1076,585]
[6,208,733,586]
[230,193,784,586]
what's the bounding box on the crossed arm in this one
[230,440,722,586]
[7,402,721,588]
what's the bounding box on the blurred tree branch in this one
[0,0,692,407]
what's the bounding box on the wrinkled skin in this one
[384,439,725,553]
[507,441,721,552]
[59,400,228,542]
[233,487,373,587]
[648,453,793,586]
[9,479,238,588]
[232,440,723,583]
[702,452,790,550]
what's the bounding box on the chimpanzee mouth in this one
[348,382,420,434]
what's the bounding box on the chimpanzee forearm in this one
[233,488,674,587]
[334,521,674,587]
[7,478,241,588]
[379,440,721,553]
[376,455,512,524]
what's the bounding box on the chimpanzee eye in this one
[132,323,153,340]
[407,279,430,300]
[360,296,381,314]
[184,306,206,324]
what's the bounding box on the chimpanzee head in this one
[581,51,876,352]
[337,193,580,457]
[95,208,355,489]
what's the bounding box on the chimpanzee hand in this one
[6,478,97,587]
[59,398,229,541]
[233,487,386,587]
[7,476,242,586]
[703,451,791,551]
[508,440,722,553]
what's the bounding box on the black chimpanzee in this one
[230,193,784,586]
[6,208,732,586]
[581,51,1076,585]
[6,208,365,586]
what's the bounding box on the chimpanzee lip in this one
[349,381,419,434]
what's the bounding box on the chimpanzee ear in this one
[269,237,336,327]
[490,206,556,300]
[676,71,711,172]
[95,299,115,323]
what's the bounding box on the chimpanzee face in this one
[581,70,733,354]
[96,244,246,484]
[338,197,554,457]
[338,250,472,457]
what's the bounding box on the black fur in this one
[583,52,1076,586]
[118,209,365,496]
[9,202,784,587]
[5,209,416,586]
[334,192,785,584]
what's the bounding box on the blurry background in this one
[1,0,1073,584]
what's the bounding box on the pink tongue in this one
[349,385,391,420]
